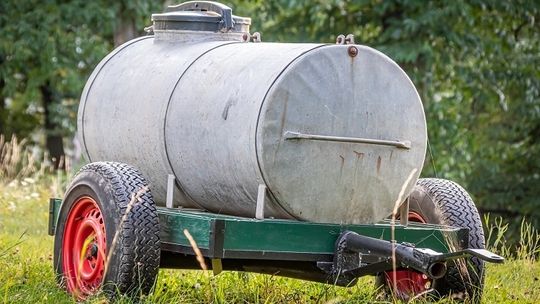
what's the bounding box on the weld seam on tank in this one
[79,36,153,162]
[253,44,327,219]
[162,41,242,209]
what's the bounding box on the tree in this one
[1,0,538,238]
[0,0,162,168]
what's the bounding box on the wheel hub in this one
[88,243,98,258]
[62,196,107,299]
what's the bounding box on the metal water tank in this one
[78,1,427,224]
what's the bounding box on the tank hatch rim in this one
[152,1,251,33]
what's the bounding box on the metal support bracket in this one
[399,198,409,226]
[256,184,266,219]
[336,34,355,45]
[166,174,175,209]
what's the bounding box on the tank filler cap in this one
[152,1,251,33]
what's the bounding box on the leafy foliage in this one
[0,0,161,138]
[1,0,539,236]
[1,1,105,137]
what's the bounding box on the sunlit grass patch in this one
[1,179,539,303]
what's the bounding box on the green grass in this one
[0,178,539,303]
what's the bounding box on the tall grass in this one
[0,134,74,199]
[0,134,37,181]
[485,214,540,261]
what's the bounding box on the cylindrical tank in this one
[78,2,427,224]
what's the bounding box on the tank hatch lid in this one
[152,1,251,33]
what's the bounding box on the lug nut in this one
[90,243,98,258]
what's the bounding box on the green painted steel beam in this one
[157,207,466,258]
[49,200,466,259]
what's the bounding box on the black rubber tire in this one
[53,162,160,299]
[377,178,485,302]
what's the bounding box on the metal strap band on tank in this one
[162,41,241,210]
[283,131,411,149]
[80,36,153,162]
[253,44,327,219]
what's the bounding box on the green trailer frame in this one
[49,197,498,286]
[49,198,466,257]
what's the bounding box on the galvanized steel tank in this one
[78,1,427,224]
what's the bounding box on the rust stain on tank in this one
[376,156,382,173]
[353,150,364,159]
[348,46,358,58]
[389,151,394,161]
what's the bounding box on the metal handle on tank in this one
[166,1,235,30]
[284,131,411,149]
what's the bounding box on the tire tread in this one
[76,161,160,296]
[417,178,485,300]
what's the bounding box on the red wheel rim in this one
[62,196,107,299]
[385,211,432,299]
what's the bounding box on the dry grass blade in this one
[408,288,434,302]
[0,134,39,182]
[183,229,208,271]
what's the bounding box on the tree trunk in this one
[0,55,5,136]
[40,82,65,170]
[113,14,137,47]
[0,77,5,136]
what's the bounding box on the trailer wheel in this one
[53,162,160,300]
[376,178,485,302]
